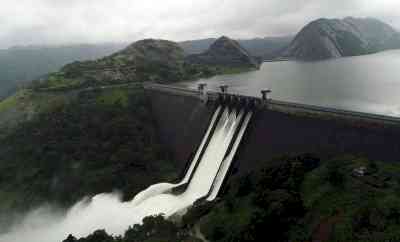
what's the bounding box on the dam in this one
[130,91,256,216]
[3,82,400,242]
[0,86,257,242]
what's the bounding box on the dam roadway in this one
[146,82,400,179]
[4,81,398,242]
[144,82,400,125]
[34,80,400,125]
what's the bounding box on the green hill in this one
[0,43,126,98]
[0,86,184,231]
[31,37,259,91]
[0,36,261,232]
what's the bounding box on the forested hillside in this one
[0,87,183,231]
[0,43,126,98]
[64,154,400,242]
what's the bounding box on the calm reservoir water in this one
[178,50,400,117]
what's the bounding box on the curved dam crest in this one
[3,84,400,242]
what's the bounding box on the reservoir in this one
[179,50,400,117]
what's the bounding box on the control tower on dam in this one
[145,82,400,188]
[126,86,256,219]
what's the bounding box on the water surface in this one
[179,50,400,117]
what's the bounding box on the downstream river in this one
[178,50,400,117]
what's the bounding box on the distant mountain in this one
[34,37,260,90]
[0,43,127,98]
[180,38,216,55]
[283,17,400,60]
[180,36,293,60]
[186,36,262,69]
[238,36,294,60]
[34,39,186,89]
[0,35,292,97]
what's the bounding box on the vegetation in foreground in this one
[0,88,180,229]
[0,36,260,234]
[196,154,400,242]
[63,215,201,242]
[69,154,400,242]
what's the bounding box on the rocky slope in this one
[186,36,262,69]
[284,17,400,60]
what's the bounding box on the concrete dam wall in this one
[234,108,400,174]
[145,88,215,171]
[145,86,400,181]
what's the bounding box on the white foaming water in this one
[130,106,222,206]
[0,106,249,242]
[207,110,253,201]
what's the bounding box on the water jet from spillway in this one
[0,104,253,242]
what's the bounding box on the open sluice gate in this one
[131,101,254,218]
[0,100,256,242]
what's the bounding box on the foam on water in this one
[0,106,250,242]
[130,106,222,206]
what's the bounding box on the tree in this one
[326,161,345,187]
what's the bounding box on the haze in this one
[1,0,399,49]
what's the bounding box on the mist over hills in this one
[1,16,399,99]
[180,36,293,59]
[30,36,259,91]
[176,17,400,61]
[0,43,127,98]
[185,36,262,69]
[0,36,273,98]
[0,36,260,239]
[1,15,400,242]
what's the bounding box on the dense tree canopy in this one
[0,88,180,222]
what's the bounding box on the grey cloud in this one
[0,0,399,48]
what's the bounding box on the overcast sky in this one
[1,0,399,48]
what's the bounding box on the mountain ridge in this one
[33,36,260,90]
[283,17,400,60]
[185,36,262,69]
[180,36,293,60]
[0,43,127,98]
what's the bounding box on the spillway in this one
[0,104,254,242]
[207,110,253,201]
[126,106,252,216]
[128,105,249,217]
[130,106,222,206]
